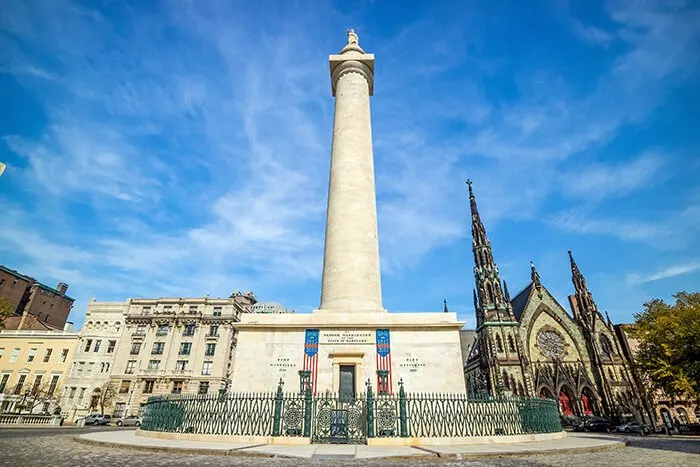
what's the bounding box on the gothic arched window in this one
[485,283,494,304]
[503,371,510,390]
[508,335,516,353]
[608,368,616,381]
[496,334,503,353]
[600,334,613,356]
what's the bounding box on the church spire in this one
[568,250,598,327]
[467,181,510,319]
[530,261,543,298]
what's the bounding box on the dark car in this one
[617,421,652,435]
[580,417,614,433]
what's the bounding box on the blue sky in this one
[1,0,699,329]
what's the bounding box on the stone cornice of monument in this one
[234,310,464,329]
[329,28,375,96]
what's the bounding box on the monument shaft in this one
[320,32,383,312]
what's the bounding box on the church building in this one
[463,181,649,423]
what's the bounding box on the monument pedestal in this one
[229,311,467,394]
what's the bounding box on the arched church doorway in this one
[539,387,554,400]
[580,387,594,415]
[558,387,575,416]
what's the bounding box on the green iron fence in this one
[141,380,561,441]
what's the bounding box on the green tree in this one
[0,297,14,328]
[631,292,700,402]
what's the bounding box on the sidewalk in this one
[76,431,627,459]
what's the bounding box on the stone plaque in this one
[320,330,374,345]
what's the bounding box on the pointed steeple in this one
[467,180,511,320]
[443,299,449,313]
[473,289,479,310]
[503,280,511,302]
[530,261,543,298]
[605,310,613,328]
[568,250,598,326]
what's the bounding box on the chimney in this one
[64,321,74,332]
[57,282,68,296]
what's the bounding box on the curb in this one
[74,434,629,460]
[72,435,272,457]
[417,439,629,459]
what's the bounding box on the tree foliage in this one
[0,297,14,328]
[630,291,700,402]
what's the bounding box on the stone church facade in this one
[463,182,649,423]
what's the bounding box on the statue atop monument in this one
[347,28,359,45]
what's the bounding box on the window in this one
[508,335,516,352]
[213,306,222,317]
[32,375,43,394]
[201,361,213,375]
[678,408,689,424]
[114,402,126,418]
[172,381,183,394]
[198,381,209,394]
[125,360,136,374]
[205,343,216,356]
[87,362,95,375]
[148,360,160,370]
[84,339,92,352]
[179,342,191,355]
[27,348,37,362]
[14,375,27,394]
[60,349,69,363]
[208,325,219,337]
[183,324,196,336]
[78,387,86,401]
[142,306,152,315]
[9,348,19,363]
[156,325,169,336]
[43,348,53,363]
[69,387,76,399]
[0,374,9,392]
[107,340,116,353]
[135,326,146,336]
[77,362,85,376]
[93,340,102,352]
[47,375,59,396]
[152,342,165,355]
[119,380,131,394]
[163,305,173,311]
[143,380,155,394]
[175,360,187,371]
[130,343,142,355]
[188,305,197,314]
[496,335,503,353]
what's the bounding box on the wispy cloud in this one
[551,210,673,243]
[627,261,700,284]
[571,20,615,46]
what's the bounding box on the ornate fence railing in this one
[141,380,561,441]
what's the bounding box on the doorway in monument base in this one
[339,365,356,402]
[558,387,575,416]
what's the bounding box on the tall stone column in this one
[319,30,384,313]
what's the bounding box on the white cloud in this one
[559,151,666,200]
[551,210,672,242]
[571,20,615,46]
[627,261,700,284]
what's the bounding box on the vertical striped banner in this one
[303,329,319,395]
[376,329,392,394]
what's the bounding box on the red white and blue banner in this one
[376,329,392,394]
[303,329,319,395]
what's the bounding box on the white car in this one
[115,415,142,427]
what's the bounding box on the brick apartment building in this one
[0,265,74,331]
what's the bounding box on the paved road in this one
[0,430,697,466]
[0,425,121,439]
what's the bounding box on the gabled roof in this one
[510,282,534,321]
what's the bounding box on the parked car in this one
[617,421,651,435]
[577,417,614,433]
[115,415,142,427]
[83,414,111,426]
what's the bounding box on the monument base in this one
[229,311,466,394]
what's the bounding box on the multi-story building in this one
[0,328,78,414]
[0,264,74,331]
[615,323,699,427]
[61,300,127,422]
[109,292,264,417]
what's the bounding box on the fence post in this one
[303,384,313,438]
[272,379,284,437]
[366,379,375,438]
[399,379,408,437]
